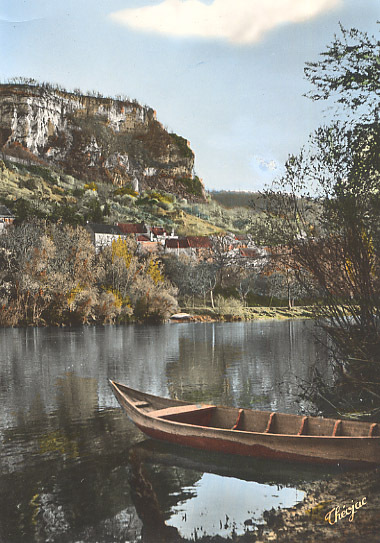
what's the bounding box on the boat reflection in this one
[130,439,347,485]
[128,440,347,540]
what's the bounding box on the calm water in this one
[0,320,331,542]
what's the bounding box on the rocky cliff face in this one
[0,84,205,200]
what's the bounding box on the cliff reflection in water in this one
[0,321,329,542]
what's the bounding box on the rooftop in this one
[117,222,148,234]
[0,205,14,217]
[86,223,122,235]
[165,238,190,249]
[186,236,212,248]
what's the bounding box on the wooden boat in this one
[109,380,380,466]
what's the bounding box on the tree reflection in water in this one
[0,322,334,542]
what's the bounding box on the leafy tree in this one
[257,25,380,415]
[304,24,380,119]
[97,237,138,306]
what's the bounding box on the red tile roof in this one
[151,227,166,236]
[165,238,190,249]
[186,236,212,248]
[117,222,147,234]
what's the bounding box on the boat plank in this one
[150,404,214,419]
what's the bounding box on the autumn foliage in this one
[0,223,178,326]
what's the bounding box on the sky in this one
[1,0,379,192]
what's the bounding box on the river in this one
[0,320,334,542]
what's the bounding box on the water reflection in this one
[0,321,330,542]
[168,473,302,539]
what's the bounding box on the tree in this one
[98,239,178,322]
[209,234,236,287]
[304,24,380,120]
[256,25,380,415]
[162,255,217,308]
[0,222,101,325]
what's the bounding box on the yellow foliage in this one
[106,288,131,309]
[67,285,83,306]
[345,230,375,280]
[111,238,132,268]
[84,182,98,191]
[305,500,333,522]
[147,258,164,284]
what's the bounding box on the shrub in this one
[113,186,138,198]
[84,182,98,191]
[23,164,57,185]
[72,187,85,198]
[133,290,178,322]
[214,296,246,320]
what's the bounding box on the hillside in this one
[0,82,205,202]
[0,157,258,234]
[0,82,265,234]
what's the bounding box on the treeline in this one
[210,191,265,210]
[2,77,142,107]
[0,223,178,326]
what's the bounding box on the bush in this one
[72,187,85,198]
[84,182,98,191]
[23,164,57,185]
[133,290,178,322]
[214,296,246,320]
[113,186,138,198]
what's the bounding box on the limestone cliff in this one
[0,83,205,200]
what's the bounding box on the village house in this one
[164,237,191,257]
[151,226,174,244]
[136,238,163,255]
[86,223,125,252]
[187,236,212,259]
[164,236,212,259]
[0,205,15,233]
[117,222,176,253]
[117,222,149,237]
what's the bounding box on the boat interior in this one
[124,389,379,438]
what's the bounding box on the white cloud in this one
[252,155,279,174]
[259,157,278,171]
[109,0,342,45]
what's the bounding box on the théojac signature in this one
[325,497,367,525]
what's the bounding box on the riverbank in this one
[260,467,380,542]
[0,305,317,328]
[196,466,380,543]
[177,305,316,322]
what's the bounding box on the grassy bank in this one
[179,305,316,322]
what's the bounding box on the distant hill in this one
[210,190,266,210]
